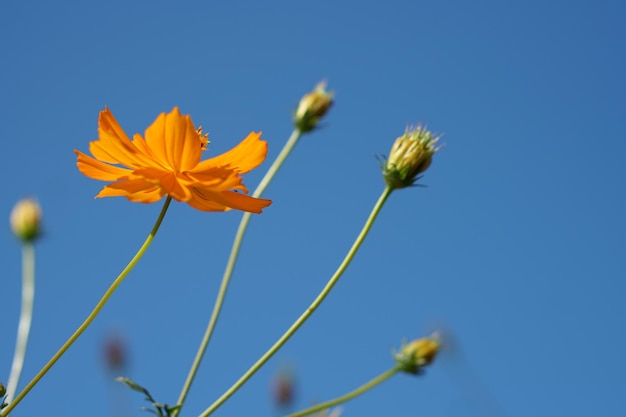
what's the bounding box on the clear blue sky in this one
[1,0,625,416]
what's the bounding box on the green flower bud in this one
[382,126,441,189]
[294,81,334,132]
[394,332,440,374]
[10,198,42,243]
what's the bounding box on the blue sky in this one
[1,0,625,416]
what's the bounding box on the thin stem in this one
[285,367,400,417]
[5,243,36,404]
[198,186,394,417]
[1,197,172,416]
[253,129,303,199]
[174,129,302,415]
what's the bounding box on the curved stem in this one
[198,186,393,417]
[1,197,172,416]
[5,243,36,404]
[174,129,302,415]
[285,367,400,417]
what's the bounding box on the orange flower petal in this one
[99,107,133,146]
[194,132,267,174]
[75,150,132,181]
[216,190,271,213]
[186,195,230,212]
[97,179,165,203]
[132,133,154,159]
[89,108,153,168]
[185,167,248,192]
[143,108,202,172]
[133,167,192,202]
[189,187,271,213]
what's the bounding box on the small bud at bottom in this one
[394,332,440,374]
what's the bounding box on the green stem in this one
[174,129,302,416]
[1,197,172,416]
[285,367,400,417]
[5,243,36,404]
[198,186,394,417]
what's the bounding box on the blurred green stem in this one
[5,243,36,404]
[198,186,394,417]
[285,367,400,417]
[174,129,303,416]
[1,197,172,416]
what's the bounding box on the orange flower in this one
[75,107,272,213]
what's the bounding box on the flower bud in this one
[10,198,42,243]
[272,367,296,407]
[381,126,440,189]
[394,332,440,374]
[103,334,127,371]
[294,81,334,132]
[0,380,6,411]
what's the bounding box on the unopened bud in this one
[0,380,6,411]
[273,375,294,407]
[394,332,440,374]
[294,81,334,132]
[103,335,127,371]
[272,365,296,408]
[381,126,440,189]
[10,198,42,242]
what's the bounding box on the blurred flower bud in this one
[394,332,440,374]
[272,365,296,408]
[10,198,42,243]
[294,81,334,132]
[381,125,440,189]
[103,334,127,371]
[0,380,6,410]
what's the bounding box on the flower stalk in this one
[174,128,303,415]
[5,242,36,405]
[197,186,393,417]
[0,197,172,416]
[284,367,401,417]
[283,333,440,417]
[175,82,334,415]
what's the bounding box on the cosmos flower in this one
[75,107,272,213]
